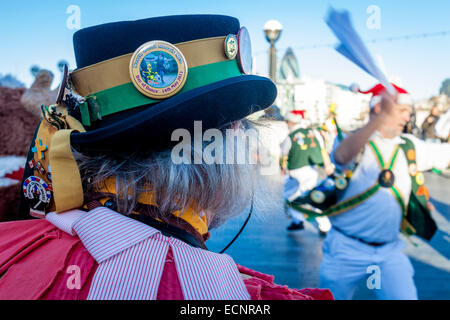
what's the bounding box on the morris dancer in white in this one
[281,110,333,234]
[319,83,450,300]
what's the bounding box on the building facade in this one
[274,48,370,131]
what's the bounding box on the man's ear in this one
[372,104,382,114]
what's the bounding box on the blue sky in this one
[0,0,449,99]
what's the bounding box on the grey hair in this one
[74,118,275,229]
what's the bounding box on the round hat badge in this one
[237,27,252,74]
[224,34,238,59]
[129,41,188,99]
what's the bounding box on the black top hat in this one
[68,14,277,153]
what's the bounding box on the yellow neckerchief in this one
[93,177,208,236]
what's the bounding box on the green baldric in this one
[398,138,437,240]
[368,141,406,216]
[289,137,437,241]
[290,141,404,218]
[333,115,344,142]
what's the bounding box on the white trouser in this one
[283,167,331,232]
[319,228,418,300]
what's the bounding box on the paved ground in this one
[207,171,450,300]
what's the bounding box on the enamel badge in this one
[416,185,429,200]
[323,177,335,190]
[415,172,425,186]
[224,34,238,59]
[408,163,418,176]
[23,176,52,211]
[31,138,48,160]
[237,27,252,74]
[407,149,416,161]
[335,175,348,190]
[311,190,325,204]
[129,41,188,99]
[378,169,395,188]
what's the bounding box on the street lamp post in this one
[263,20,283,82]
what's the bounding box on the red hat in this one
[285,109,306,123]
[350,83,412,108]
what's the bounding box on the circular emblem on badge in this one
[415,172,425,186]
[378,169,395,188]
[23,176,52,210]
[294,133,304,145]
[129,41,188,99]
[224,34,238,59]
[407,149,416,161]
[408,163,418,176]
[335,175,348,190]
[323,178,335,190]
[237,27,252,74]
[310,190,325,204]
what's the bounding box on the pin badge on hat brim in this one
[237,27,252,74]
[129,41,188,99]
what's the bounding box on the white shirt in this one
[329,132,450,243]
[46,207,250,300]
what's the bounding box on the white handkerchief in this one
[325,7,395,95]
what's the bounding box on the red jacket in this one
[0,219,333,300]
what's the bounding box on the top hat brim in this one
[70,74,277,154]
